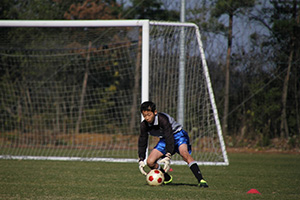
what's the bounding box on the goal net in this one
[0,20,228,165]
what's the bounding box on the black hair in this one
[140,101,156,113]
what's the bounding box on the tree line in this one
[0,0,299,149]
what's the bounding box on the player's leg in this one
[178,140,209,187]
[147,144,172,184]
[178,143,194,163]
[146,148,163,169]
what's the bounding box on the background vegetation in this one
[0,0,299,150]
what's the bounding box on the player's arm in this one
[158,114,174,172]
[138,122,148,160]
[159,114,175,155]
[138,122,148,175]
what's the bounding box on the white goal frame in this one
[0,20,229,166]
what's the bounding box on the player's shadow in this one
[165,183,198,187]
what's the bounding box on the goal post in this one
[0,20,228,166]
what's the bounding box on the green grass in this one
[1,153,300,200]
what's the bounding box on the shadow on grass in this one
[165,183,198,187]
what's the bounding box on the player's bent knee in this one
[146,159,156,168]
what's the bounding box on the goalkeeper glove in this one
[138,160,147,176]
[159,152,172,173]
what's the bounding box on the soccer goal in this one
[0,20,228,166]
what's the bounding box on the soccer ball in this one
[146,169,165,186]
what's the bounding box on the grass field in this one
[1,153,300,200]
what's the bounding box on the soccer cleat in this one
[198,179,208,188]
[163,174,173,185]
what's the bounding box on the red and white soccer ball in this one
[146,169,165,186]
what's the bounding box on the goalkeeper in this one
[138,101,208,187]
